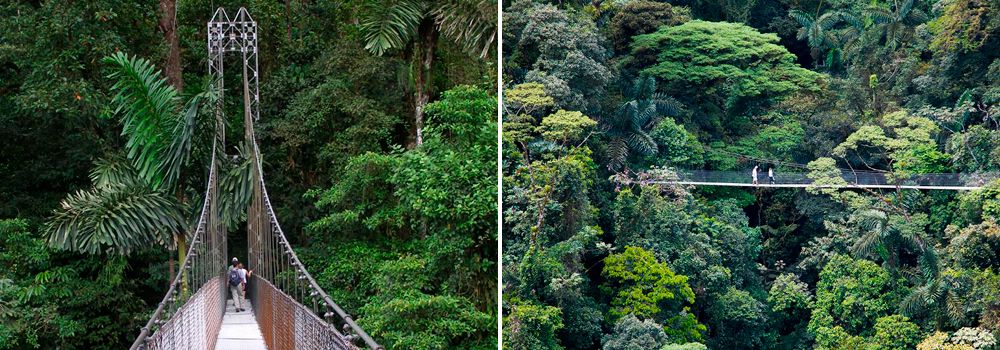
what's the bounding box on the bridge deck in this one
[214,300,267,350]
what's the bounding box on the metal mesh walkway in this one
[215,303,266,350]
[128,7,382,350]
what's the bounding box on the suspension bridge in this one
[617,143,997,190]
[129,8,381,350]
[648,169,997,191]
[624,147,997,190]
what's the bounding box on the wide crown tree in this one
[631,20,825,134]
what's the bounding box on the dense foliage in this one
[1,1,496,349]
[502,0,1000,349]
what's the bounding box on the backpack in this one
[228,269,241,286]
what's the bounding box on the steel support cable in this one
[241,94,382,348]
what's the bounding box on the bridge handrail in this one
[129,141,220,350]
[621,168,1000,190]
[248,119,384,350]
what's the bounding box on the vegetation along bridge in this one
[129,8,381,350]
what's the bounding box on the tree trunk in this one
[177,232,188,296]
[168,252,174,291]
[159,0,183,91]
[284,0,293,41]
[413,18,438,146]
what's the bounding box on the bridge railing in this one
[652,169,998,188]
[129,142,228,350]
[245,108,383,349]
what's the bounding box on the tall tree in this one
[359,0,496,145]
[502,0,612,113]
[158,0,182,91]
[631,20,824,135]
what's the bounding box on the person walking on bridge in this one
[768,167,775,185]
[752,165,759,186]
[237,262,252,300]
[228,257,246,312]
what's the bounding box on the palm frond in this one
[905,8,928,24]
[607,137,629,171]
[796,28,809,42]
[901,283,930,316]
[359,0,425,56]
[945,292,967,327]
[839,12,863,29]
[46,183,184,255]
[788,10,814,28]
[617,100,639,128]
[636,101,659,129]
[851,209,891,259]
[865,6,894,25]
[838,27,861,46]
[625,132,657,156]
[635,76,656,99]
[652,94,684,116]
[218,144,254,229]
[807,25,825,48]
[898,0,915,19]
[918,246,939,280]
[823,32,839,49]
[103,52,181,190]
[851,230,882,259]
[431,0,497,58]
[817,12,841,30]
[856,208,888,233]
[90,155,139,188]
[160,81,218,190]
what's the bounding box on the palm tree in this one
[47,156,185,255]
[48,53,214,256]
[863,0,928,51]
[902,266,969,331]
[359,0,496,146]
[44,52,260,270]
[850,208,930,271]
[788,9,860,69]
[47,53,254,294]
[604,76,683,171]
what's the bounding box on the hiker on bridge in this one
[229,257,247,312]
[752,165,759,185]
[769,167,775,184]
[237,262,252,299]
